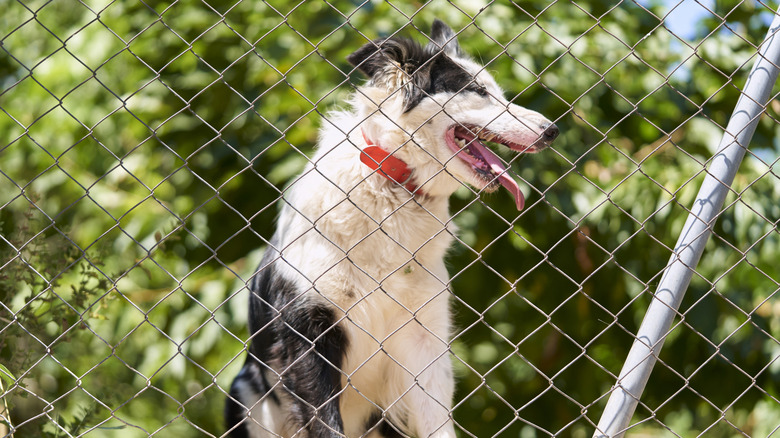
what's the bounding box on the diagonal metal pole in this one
[594,10,780,438]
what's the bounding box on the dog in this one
[225,19,558,438]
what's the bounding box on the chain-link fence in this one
[3,0,780,437]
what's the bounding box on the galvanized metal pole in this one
[594,11,780,438]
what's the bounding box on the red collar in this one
[359,131,421,194]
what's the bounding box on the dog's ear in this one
[347,39,387,78]
[429,19,462,57]
[347,38,432,112]
[347,38,426,78]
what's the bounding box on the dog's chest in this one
[281,187,456,302]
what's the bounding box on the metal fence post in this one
[593,10,780,438]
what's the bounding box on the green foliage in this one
[2,0,780,436]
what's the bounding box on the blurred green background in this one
[3,0,780,436]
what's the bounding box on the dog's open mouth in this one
[445,125,545,210]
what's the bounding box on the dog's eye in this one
[468,84,489,97]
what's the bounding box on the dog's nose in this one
[541,122,559,143]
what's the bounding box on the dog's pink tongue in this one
[497,170,525,211]
[472,141,525,210]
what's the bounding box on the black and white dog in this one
[226,20,558,438]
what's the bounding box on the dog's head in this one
[347,20,558,210]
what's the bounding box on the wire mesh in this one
[2,0,780,437]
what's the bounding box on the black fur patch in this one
[276,302,348,436]
[224,394,250,438]
[347,20,485,113]
[226,250,349,437]
[428,54,484,97]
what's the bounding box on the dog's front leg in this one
[411,351,457,438]
[388,326,457,438]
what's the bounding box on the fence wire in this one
[2,0,780,437]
